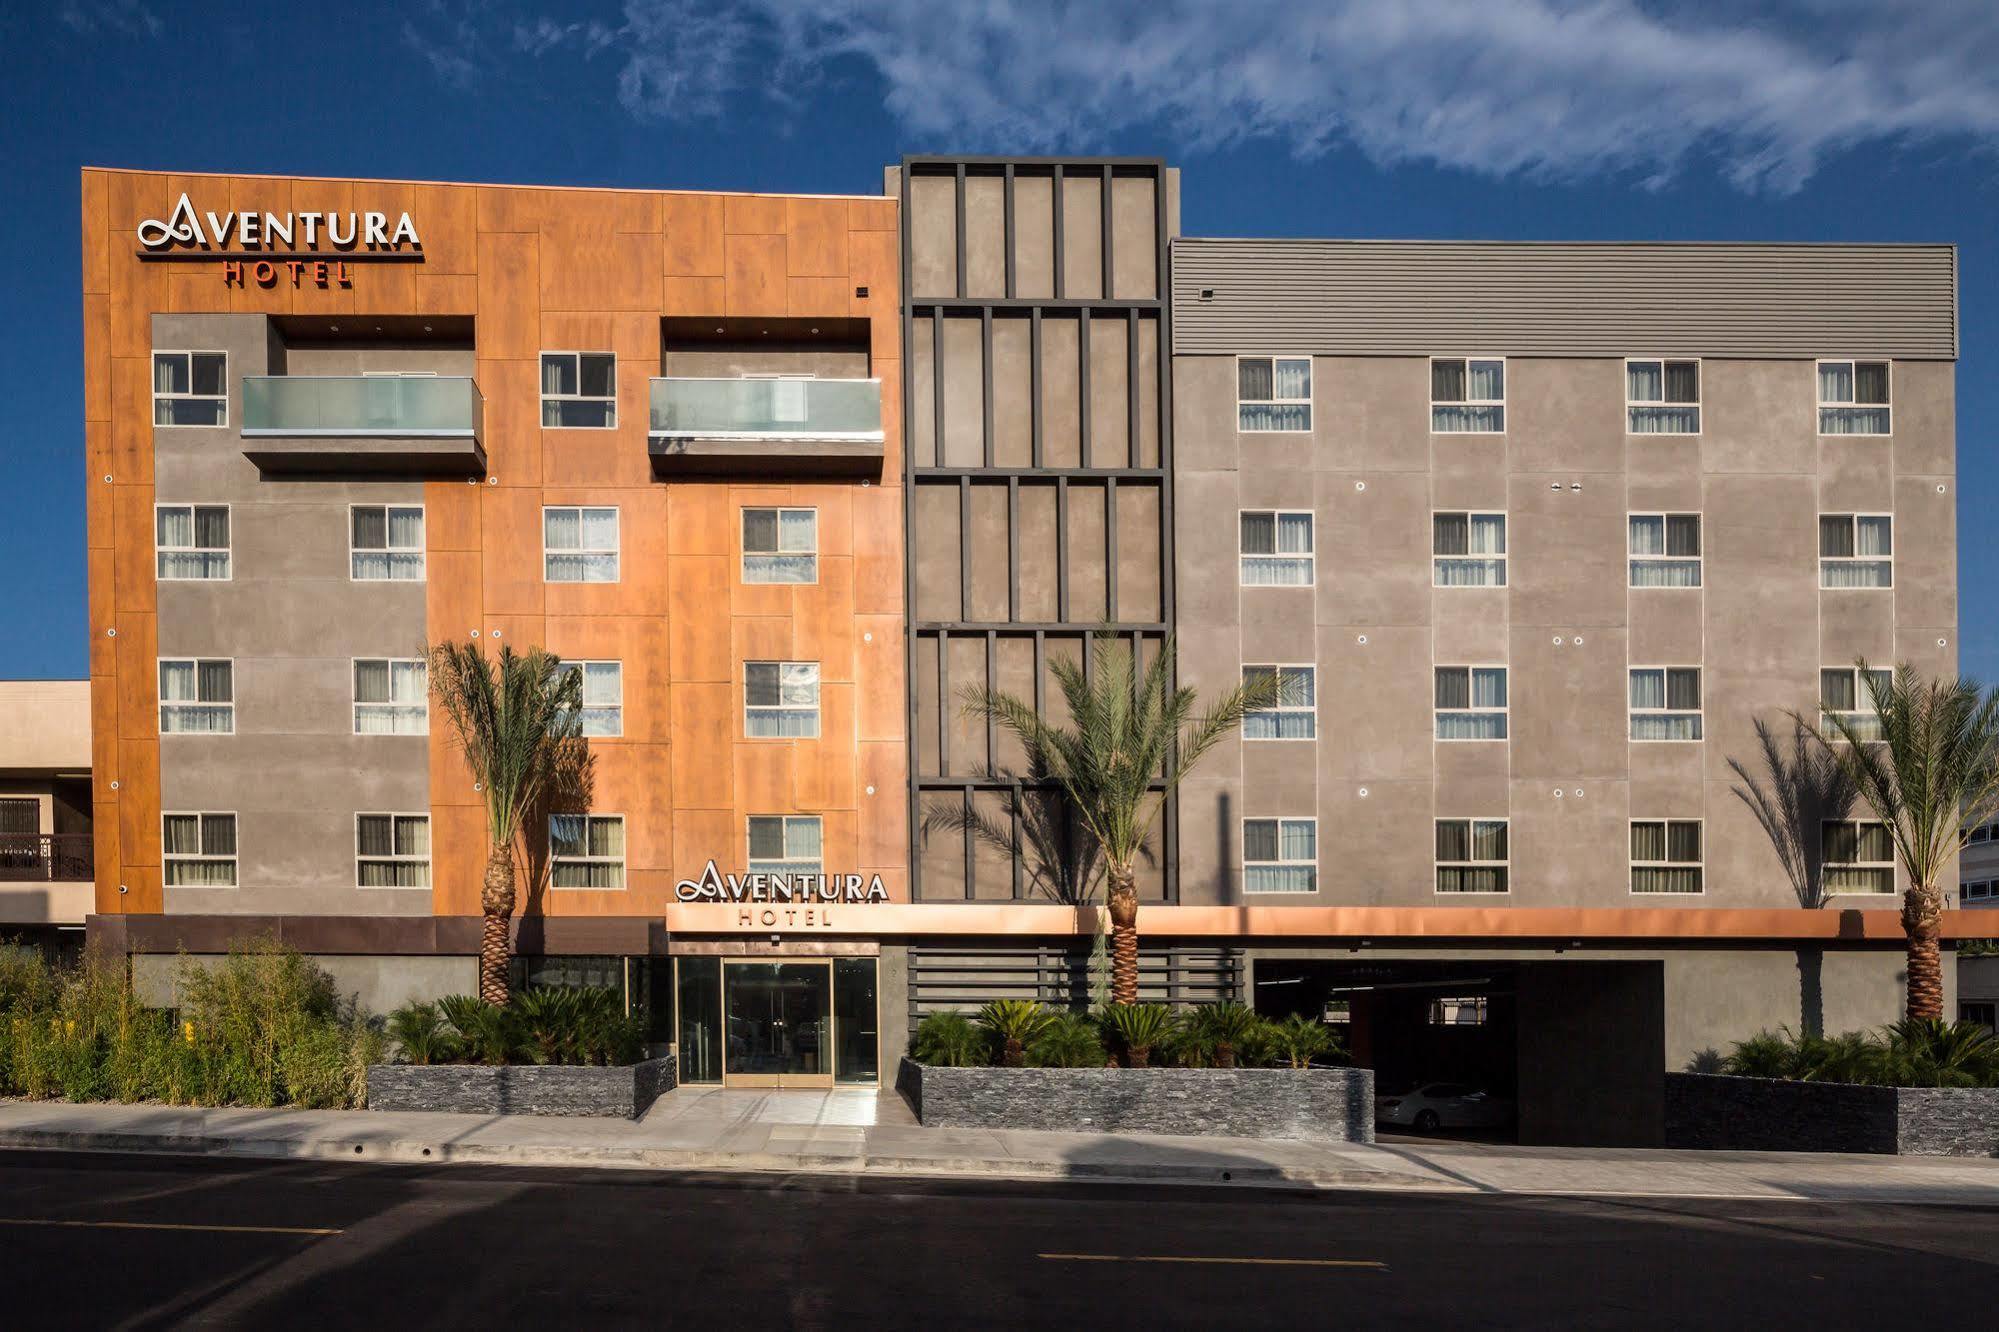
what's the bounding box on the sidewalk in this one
[4,1090,1998,1203]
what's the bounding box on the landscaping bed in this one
[898,1058,1374,1143]
[367,1056,676,1119]
[1665,1073,1999,1157]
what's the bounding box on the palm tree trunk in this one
[479,843,517,1006]
[1902,883,1945,1020]
[1106,863,1139,1006]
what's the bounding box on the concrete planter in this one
[1665,1073,1999,1157]
[366,1056,676,1120]
[897,1058,1374,1143]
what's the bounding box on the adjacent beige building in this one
[0,679,93,948]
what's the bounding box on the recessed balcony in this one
[649,376,884,479]
[240,375,486,476]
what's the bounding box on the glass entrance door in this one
[722,960,834,1087]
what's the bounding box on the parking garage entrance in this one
[1252,955,1666,1147]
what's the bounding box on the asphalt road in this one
[2,1149,1996,1329]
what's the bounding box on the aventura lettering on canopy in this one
[674,860,889,904]
[135,193,423,258]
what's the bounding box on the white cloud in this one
[406,0,1999,193]
[58,1,162,38]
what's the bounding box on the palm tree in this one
[963,631,1278,1005]
[1728,713,1858,1034]
[428,642,593,1005]
[1818,663,1999,1020]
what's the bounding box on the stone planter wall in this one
[897,1058,1374,1143]
[1665,1073,1999,1157]
[367,1056,676,1119]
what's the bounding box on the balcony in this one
[0,834,93,883]
[240,375,486,476]
[649,377,884,479]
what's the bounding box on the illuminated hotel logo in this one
[137,192,422,252]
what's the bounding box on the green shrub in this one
[1100,1002,1172,1068]
[385,1001,461,1066]
[911,1011,989,1066]
[976,1000,1056,1067]
[1027,1010,1106,1067]
[1268,1013,1342,1069]
[1882,1018,1999,1088]
[1177,1002,1263,1069]
[1716,1022,1999,1089]
[438,994,517,1065]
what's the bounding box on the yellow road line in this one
[1039,1253,1384,1269]
[0,1217,340,1237]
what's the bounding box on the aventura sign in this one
[135,193,424,286]
[675,860,888,930]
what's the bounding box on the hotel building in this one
[74,156,1977,1141]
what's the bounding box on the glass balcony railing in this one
[241,376,483,437]
[649,377,883,439]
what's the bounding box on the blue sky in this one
[4,0,1997,678]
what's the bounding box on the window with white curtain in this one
[155,504,230,580]
[745,661,820,738]
[353,659,428,734]
[540,351,617,427]
[1820,514,1892,588]
[1821,666,1893,742]
[1431,358,1505,432]
[551,814,625,888]
[1433,512,1506,586]
[749,814,822,878]
[1630,667,1702,741]
[1626,359,1701,433]
[153,351,227,426]
[1240,510,1314,586]
[159,659,234,734]
[1818,360,1890,435]
[1435,666,1508,740]
[351,505,425,580]
[1243,817,1317,893]
[742,507,818,584]
[1237,357,1312,431]
[1629,514,1702,587]
[1243,665,1316,740]
[357,813,431,888]
[1631,820,1702,894]
[1823,819,1894,894]
[544,506,620,582]
[1436,818,1508,893]
[163,812,236,886]
[562,661,623,737]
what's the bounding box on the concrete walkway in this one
[4,1091,1998,1202]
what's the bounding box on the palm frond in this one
[428,642,593,855]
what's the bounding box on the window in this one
[1243,817,1317,893]
[749,814,822,878]
[550,814,625,888]
[357,814,430,888]
[1823,819,1893,894]
[540,351,617,428]
[1435,666,1507,740]
[1820,514,1892,589]
[1240,511,1314,586]
[1963,1002,1997,1032]
[1629,513,1702,588]
[153,351,227,426]
[742,507,817,584]
[1627,359,1701,433]
[1818,360,1890,435]
[563,661,623,737]
[1429,996,1489,1026]
[1237,357,1312,431]
[1431,358,1504,432]
[351,505,425,580]
[1972,825,1992,844]
[1630,667,1702,741]
[162,812,236,887]
[1821,667,1892,742]
[1433,512,1506,586]
[745,661,820,738]
[1435,819,1508,893]
[159,659,233,734]
[1631,820,1702,894]
[1241,665,1316,740]
[154,504,230,580]
[544,506,619,582]
[1961,880,1995,904]
[354,658,428,735]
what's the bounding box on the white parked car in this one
[1375,1082,1514,1131]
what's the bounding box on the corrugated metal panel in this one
[908,944,1243,1016]
[1170,239,1957,359]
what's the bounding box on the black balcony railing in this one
[0,834,94,882]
